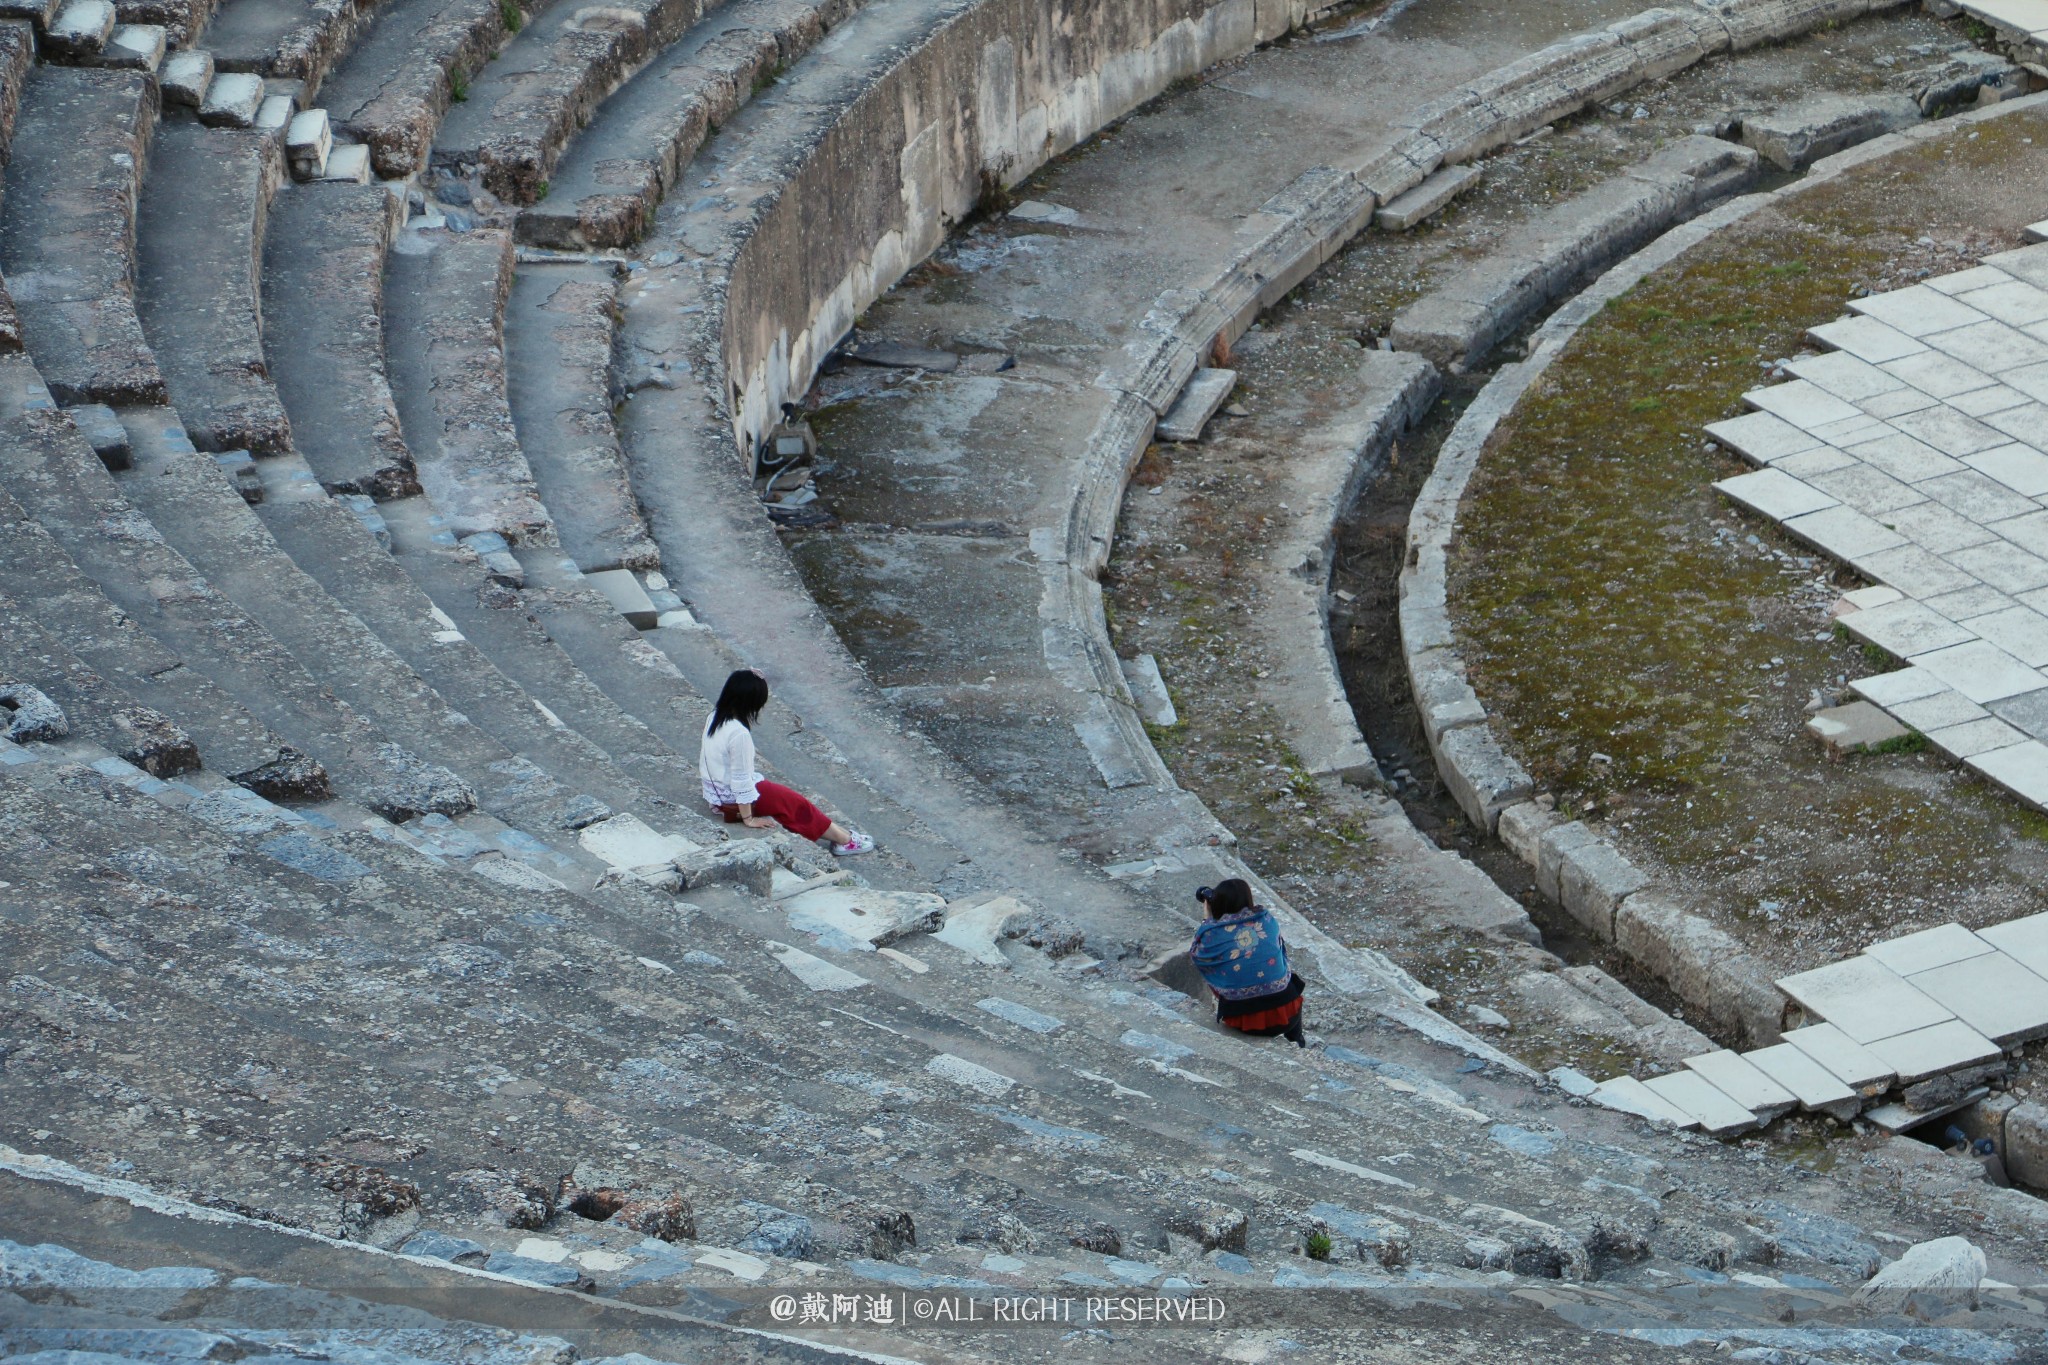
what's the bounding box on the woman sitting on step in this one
[1191,879,1306,1046]
[700,669,874,856]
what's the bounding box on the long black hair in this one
[709,669,769,734]
[1204,878,1254,919]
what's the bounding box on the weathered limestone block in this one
[1615,889,1785,1046]
[1432,723,1532,833]
[2007,1101,2048,1190]
[362,743,478,822]
[0,683,68,741]
[671,839,777,895]
[1556,839,1647,940]
[1167,1202,1250,1254]
[1533,819,1599,902]
[1739,93,1921,171]
[1857,1236,1986,1309]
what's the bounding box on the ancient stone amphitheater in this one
[6,0,2048,1357]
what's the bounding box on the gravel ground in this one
[1452,108,2048,976]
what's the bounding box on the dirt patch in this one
[1451,110,2048,975]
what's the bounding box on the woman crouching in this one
[699,669,874,856]
[1191,879,1305,1046]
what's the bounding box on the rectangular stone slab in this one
[1705,410,1823,464]
[1683,1050,1796,1121]
[1777,955,1953,1044]
[1714,468,1837,521]
[1782,1022,1895,1093]
[1643,1071,1757,1136]
[1589,1075,1695,1129]
[1904,951,2048,1045]
[1744,1043,1862,1121]
[1863,1087,1989,1135]
[1978,910,2048,979]
[1155,367,1237,443]
[1863,1019,2001,1085]
[1864,922,1997,976]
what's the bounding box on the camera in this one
[1194,885,1214,904]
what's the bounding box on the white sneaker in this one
[830,831,875,856]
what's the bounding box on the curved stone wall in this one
[1399,91,2048,1046]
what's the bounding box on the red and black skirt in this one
[1216,972,1305,1035]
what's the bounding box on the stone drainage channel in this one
[781,5,2048,1123]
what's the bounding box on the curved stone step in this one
[113,0,210,46]
[502,260,656,571]
[244,452,711,821]
[261,180,416,497]
[0,467,316,795]
[382,228,554,543]
[0,20,30,160]
[0,356,476,815]
[514,0,858,248]
[0,64,164,406]
[107,404,623,841]
[316,0,533,180]
[136,115,294,454]
[0,759,1216,1258]
[198,0,363,87]
[428,0,700,204]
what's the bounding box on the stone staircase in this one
[5,0,2048,1356]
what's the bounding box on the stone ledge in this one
[1397,85,2048,1049]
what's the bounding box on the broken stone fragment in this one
[231,745,331,802]
[1068,1221,1122,1256]
[670,839,776,896]
[363,746,478,822]
[107,702,200,776]
[1166,1202,1249,1253]
[451,1167,563,1230]
[1857,1235,1986,1309]
[0,683,68,743]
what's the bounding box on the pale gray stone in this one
[1857,1237,1985,1309]
[1744,1043,1861,1120]
[1777,955,1953,1045]
[1806,700,1910,755]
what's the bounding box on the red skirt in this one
[1221,996,1303,1034]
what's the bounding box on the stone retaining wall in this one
[1398,90,2048,1049]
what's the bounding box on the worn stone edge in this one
[1031,0,1921,1072]
[0,1145,917,1365]
[1397,89,2048,1050]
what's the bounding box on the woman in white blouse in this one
[699,669,874,856]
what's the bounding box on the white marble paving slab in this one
[1781,1022,1894,1093]
[1851,284,1986,337]
[1643,1071,1757,1136]
[1748,381,1864,431]
[1706,410,1822,464]
[1978,911,2048,981]
[1848,432,1965,484]
[1682,1050,1795,1120]
[1811,315,1927,363]
[1906,951,2048,1045]
[1776,956,1953,1046]
[1863,1019,2001,1085]
[1838,599,1977,658]
[1783,504,1906,559]
[1851,664,1946,708]
[1788,351,1907,401]
[1910,640,2048,704]
[1926,318,2048,374]
[1946,540,2048,597]
[1743,1043,1861,1120]
[1969,604,2048,667]
[1926,715,2029,760]
[1888,687,1987,733]
[1967,739,2048,810]
[1954,279,2048,327]
[1892,406,2011,458]
[1714,469,1836,521]
[1883,349,1999,398]
[1965,444,2048,497]
[1864,923,1995,976]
